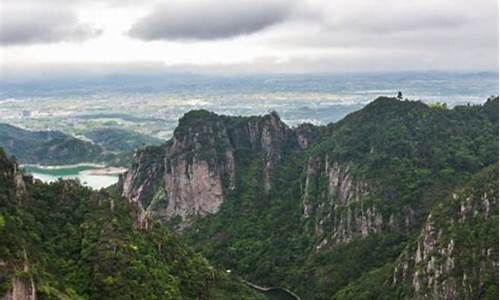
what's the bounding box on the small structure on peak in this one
[397,91,403,100]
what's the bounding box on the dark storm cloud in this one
[128,0,293,41]
[0,6,102,46]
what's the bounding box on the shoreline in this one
[20,162,107,169]
[21,163,128,176]
[79,167,128,176]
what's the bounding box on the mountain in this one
[120,109,299,227]
[0,124,162,167]
[0,123,103,165]
[119,96,498,299]
[83,128,163,153]
[336,163,498,299]
[0,148,264,299]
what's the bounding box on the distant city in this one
[0,72,497,140]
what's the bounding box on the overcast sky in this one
[0,0,498,77]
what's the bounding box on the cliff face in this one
[3,277,36,300]
[301,155,419,251]
[302,156,383,249]
[120,110,296,227]
[121,146,166,226]
[392,165,498,299]
[0,151,36,300]
[2,251,36,300]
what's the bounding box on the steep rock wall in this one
[392,166,498,299]
[120,110,296,227]
[2,251,36,300]
[302,156,387,250]
[301,154,419,252]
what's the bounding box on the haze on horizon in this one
[0,0,498,80]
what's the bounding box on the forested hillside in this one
[0,124,162,166]
[0,148,263,299]
[121,96,498,299]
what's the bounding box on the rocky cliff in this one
[0,151,36,300]
[301,153,420,251]
[2,251,36,300]
[302,156,384,250]
[392,164,498,299]
[120,110,297,227]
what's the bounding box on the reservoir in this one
[22,164,124,190]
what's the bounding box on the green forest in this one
[0,148,263,299]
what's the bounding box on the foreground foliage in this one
[0,148,262,299]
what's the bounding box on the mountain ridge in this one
[119,96,498,299]
[0,124,163,167]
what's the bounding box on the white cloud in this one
[128,0,294,41]
[0,4,102,46]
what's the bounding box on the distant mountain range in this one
[0,124,163,166]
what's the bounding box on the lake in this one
[22,164,121,190]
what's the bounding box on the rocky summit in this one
[120,109,299,228]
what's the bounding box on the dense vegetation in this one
[0,148,263,299]
[0,124,162,167]
[0,123,102,165]
[334,163,498,299]
[1,96,498,299]
[83,128,163,153]
[183,97,499,299]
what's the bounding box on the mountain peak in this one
[268,110,281,120]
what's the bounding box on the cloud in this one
[257,0,498,70]
[312,0,473,33]
[128,0,293,41]
[0,0,497,72]
[0,6,102,46]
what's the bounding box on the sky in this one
[0,0,498,78]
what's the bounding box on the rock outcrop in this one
[2,251,36,300]
[301,156,387,250]
[392,165,498,299]
[120,110,296,228]
[2,277,36,300]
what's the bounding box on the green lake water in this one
[23,165,119,190]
